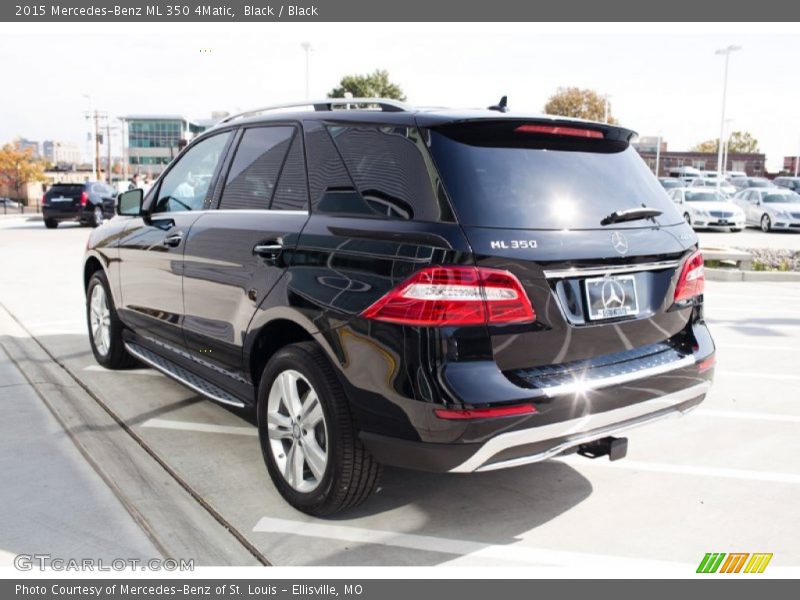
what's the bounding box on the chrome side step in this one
[125,342,246,408]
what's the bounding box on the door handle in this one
[162,232,183,247]
[253,242,283,259]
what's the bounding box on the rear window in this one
[428,123,682,230]
[47,184,83,196]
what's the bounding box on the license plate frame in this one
[584,274,640,321]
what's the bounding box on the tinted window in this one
[686,192,724,202]
[271,133,308,211]
[304,122,355,210]
[153,131,231,214]
[763,193,798,204]
[429,124,682,229]
[46,184,84,197]
[328,125,448,221]
[219,127,294,210]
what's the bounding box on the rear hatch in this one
[425,118,697,376]
[44,184,85,212]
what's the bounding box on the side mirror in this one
[118,189,143,216]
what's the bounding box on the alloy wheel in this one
[761,214,771,232]
[266,369,328,493]
[94,206,104,226]
[89,284,111,356]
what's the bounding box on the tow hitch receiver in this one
[577,436,628,461]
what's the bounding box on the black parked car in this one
[82,99,715,515]
[42,181,117,228]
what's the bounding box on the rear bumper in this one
[361,381,709,473]
[43,207,88,222]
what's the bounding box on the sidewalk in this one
[0,345,160,566]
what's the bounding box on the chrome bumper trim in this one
[543,259,680,279]
[450,381,711,473]
[536,354,696,398]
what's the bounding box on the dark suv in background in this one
[82,99,715,515]
[42,181,116,228]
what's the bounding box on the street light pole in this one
[83,93,97,180]
[795,136,799,177]
[655,133,662,177]
[714,45,741,188]
[604,94,611,123]
[301,42,312,100]
[722,118,733,177]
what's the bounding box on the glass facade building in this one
[123,115,209,176]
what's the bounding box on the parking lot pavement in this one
[698,227,800,250]
[0,344,161,566]
[1,214,799,568]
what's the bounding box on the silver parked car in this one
[688,177,737,197]
[668,188,745,231]
[732,188,800,232]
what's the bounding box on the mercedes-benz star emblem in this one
[611,231,629,255]
[601,279,626,309]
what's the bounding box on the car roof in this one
[201,103,637,141]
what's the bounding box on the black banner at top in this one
[3,0,800,21]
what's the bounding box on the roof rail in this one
[217,98,411,124]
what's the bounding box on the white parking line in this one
[708,307,800,315]
[694,409,800,423]
[556,456,800,484]
[140,418,257,436]
[251,517,688,569]
[83,365,161,376]
[715,343,800,352]
[716,370,800,381]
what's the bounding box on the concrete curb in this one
[0,305,266,566]
[705,267,800,282]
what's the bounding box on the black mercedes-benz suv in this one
[83,98,715,515]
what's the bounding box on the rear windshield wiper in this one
[601,207,663,226]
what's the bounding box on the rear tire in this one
[86,271,137,369]
[257,342,381,516]
[761,214,772,232]
[44,219,58,229]
[92,205,104,228]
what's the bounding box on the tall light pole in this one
[714,45,741,187]
[604,94,611,123]
[82,93,97,180]
[795,135,799,177]
[655,133,662,177]
[722,118,733,177]
[301,42,312,100]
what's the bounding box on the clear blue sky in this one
[1,23,797,170]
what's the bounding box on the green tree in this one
[0,141,46,202]
[543,87,616,124]
[691,131,760,154]
[328,69,406,101]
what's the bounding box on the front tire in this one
[683,212,692,226]
[257,342,381,516]
[761,214,772,232]
[86,271,137,369]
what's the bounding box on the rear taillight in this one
[41,194,47,206]
[697,356,716,373]
[435,404,537,420]
[80,191,88,206]
[361,265,536,327]
[515,124,604,139]
[674,250,705,302]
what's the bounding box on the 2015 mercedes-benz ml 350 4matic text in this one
[83,99,715,515]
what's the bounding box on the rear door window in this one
[427,122,683,230]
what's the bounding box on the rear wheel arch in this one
[248,319,315,391]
